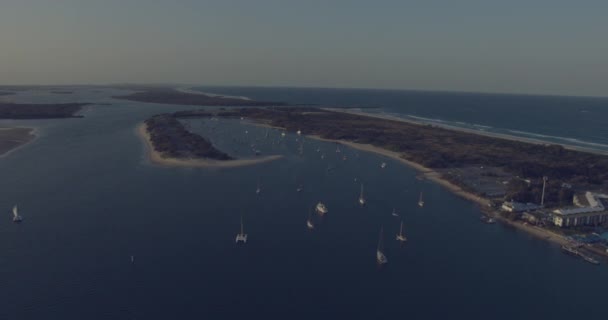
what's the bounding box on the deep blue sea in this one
[1,87,607,319]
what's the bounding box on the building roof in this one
[554,192,608,216]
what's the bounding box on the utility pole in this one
[541,176,548,206]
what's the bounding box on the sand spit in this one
[137,123,283,168]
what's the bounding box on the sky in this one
[0,0,607,97]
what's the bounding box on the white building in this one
[553,192,608,227]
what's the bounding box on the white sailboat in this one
[336,145,341,153]
[296,184,303,192]
[235,216,248,243]
[396,221,407,242]
[377,227,388,264]
[12,205,22,223]
[306,207,315,229]
[130,255,135,263]
[358,183,366,206]
[297,130,302,135]
[256,182,261,195]
[391,208,399,217]
[381,162,387,169]
[316,202,328,215]
[418,191,424,207]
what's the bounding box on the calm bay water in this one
[1,88,607,319]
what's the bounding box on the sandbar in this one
[0,127,36,157]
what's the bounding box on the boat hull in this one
[376,251,388,264]
[316,203,328,215]
[235,234,248,243]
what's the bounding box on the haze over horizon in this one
[1,0,607,97]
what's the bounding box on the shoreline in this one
[307,134,492,207]
[0,127,37,158]
[326,108,608,156]
[294,130,592,256]
[308,134,579,249]
[136,123,283,168]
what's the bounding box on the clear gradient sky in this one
[1,0,607,96]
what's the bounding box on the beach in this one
[307,134,492,207]
[0,127,36,157]
[326,108,608,156]
[308,133,580,249]
[136,123,283,168]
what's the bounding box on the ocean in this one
[0,87,607,319]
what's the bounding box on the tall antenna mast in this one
[541,176,548,206]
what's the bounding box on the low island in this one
[138,113,282,168]
[0,102,90,119]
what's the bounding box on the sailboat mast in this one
[399,221,403,235]
[378,227,384,251]
[240,216,244,234]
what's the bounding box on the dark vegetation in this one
[504,178,575,206]
[186,107,608,205]
[144,114,232,160]
[0,103,90,119]
[50,90,73,94]
[114,88,286,107]
[0,92,14,96]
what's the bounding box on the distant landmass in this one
[113,88,286,107]
[0,103,90,119]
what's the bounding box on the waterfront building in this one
[552,192,608,227]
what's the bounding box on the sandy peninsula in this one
[0,127,36,157]
[136,123,283,168]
